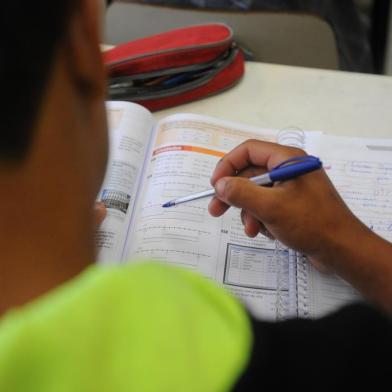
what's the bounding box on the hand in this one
[208,140,392,312]
[94,201,107,229]
[208,140,366,273]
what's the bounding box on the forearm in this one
[319,220,392,313]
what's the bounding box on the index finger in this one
[94,201,107,228]
[210,139,306,185]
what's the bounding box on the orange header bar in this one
[153,145,225,158]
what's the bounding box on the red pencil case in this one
[104,23,244,111]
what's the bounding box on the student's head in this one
[1,0,108,219]
[0,0,108,307]
[1,0,107,178]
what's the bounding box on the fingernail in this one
[215,178,227,197]
[95,201,105,210]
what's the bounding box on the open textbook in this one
[97,101,392,320]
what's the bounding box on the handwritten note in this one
[301,135,392,318]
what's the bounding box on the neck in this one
[0,178,95,315]
[0,49,105,316]
[0,143,96,317]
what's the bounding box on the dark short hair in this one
[0,1,76,162]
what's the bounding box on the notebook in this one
[97,101,392,320]
[292,134,392,319]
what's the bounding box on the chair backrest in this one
[104,1,339,70]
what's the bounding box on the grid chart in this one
[102,189,131,214]
[224,243,288,290]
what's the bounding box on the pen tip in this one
[162,201,175,208]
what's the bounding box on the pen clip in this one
[269,155,322,183]
[272,155,320,170]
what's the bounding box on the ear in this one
[64,0,106,98]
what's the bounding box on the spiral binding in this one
[288,249,299,318]
[296,254,310,318]
[275,240,289,321]
[277,127,305,148]
[275,127,306,320]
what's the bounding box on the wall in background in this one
[386,3,392,75]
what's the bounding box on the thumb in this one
[94,201,107,229]
[215,177,278,219]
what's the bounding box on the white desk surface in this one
[155,62,392,139]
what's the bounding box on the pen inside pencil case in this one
[109,65,215,91]
[107,47,235,99]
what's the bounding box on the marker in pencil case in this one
[162,155,322,208]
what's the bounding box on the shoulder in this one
[0,262,252,392]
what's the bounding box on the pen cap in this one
[269,157,322,182]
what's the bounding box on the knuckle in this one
[239,139,260,151]
[245,138,260,145]
[273,146,307,167]
[285,146,307,157]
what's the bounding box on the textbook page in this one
[298,135,392,318]
[96,102,155,262]
[125,114,317,320]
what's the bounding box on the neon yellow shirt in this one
[0,262,252,391]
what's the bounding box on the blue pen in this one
[162,155,322,208]
[162,73,194,88]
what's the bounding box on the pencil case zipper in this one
[105,23,234,76]
[108,44,238,101]
[104,23,245,111]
